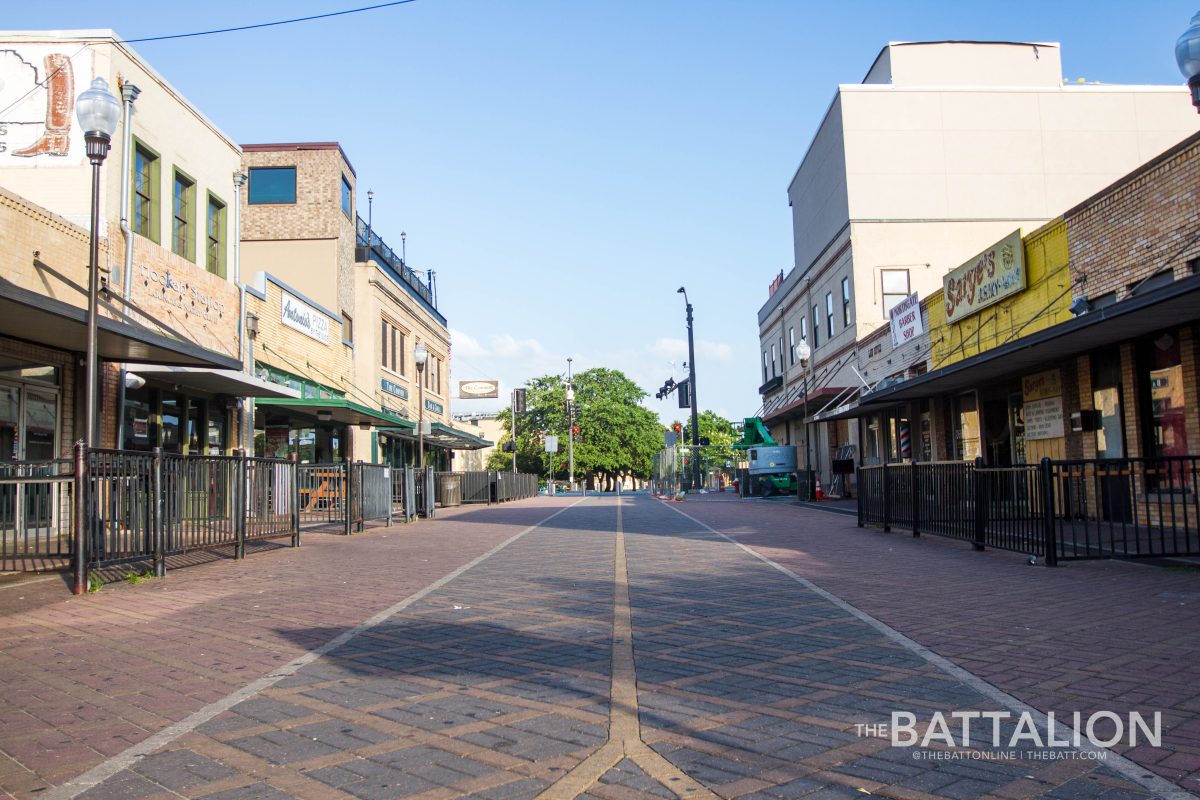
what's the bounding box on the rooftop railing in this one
[356,216,436,310]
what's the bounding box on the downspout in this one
[115,81,140,451]
[233,171,249,454]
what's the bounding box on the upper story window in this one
[788,327,796,365]
[381,318,405,374]
[341,176,352,217]
[248,167,297,204]
[762,351,768,383]
[881,269,910,316]
[842,277,852,326]
[812,305,820,348]
[132,141,160,242]
[206,194,226,278]
[172,170,196,261]
[341,312,353,345]
[800,317,808,348]
[770,343,778,377]
[825,292,834,338]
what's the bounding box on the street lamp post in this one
[677,287,701,492]
[414,342,428,467]
[77,78,121,447]
[365,189,374,255]
[797,340,812,499]
[566,357,575,491]
[1176,12,1200,112]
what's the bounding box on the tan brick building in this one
[240,142,486,466]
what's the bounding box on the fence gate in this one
[0,459,73,572]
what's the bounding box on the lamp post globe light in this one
[1176,11,1200,112]
[77,77,121,448]
[677,287,701,492]
[796,339,812,498]
[414,342,428,467]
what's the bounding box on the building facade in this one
[758,40,1200,493]
[0,31,281,461]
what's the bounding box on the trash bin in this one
[436,473,462,507]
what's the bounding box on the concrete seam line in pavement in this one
[43,499,587,800]
[662,502,1199,800]
[536,498,719,800]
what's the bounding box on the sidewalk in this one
[0,498,578,798]
[677,494,1200,794]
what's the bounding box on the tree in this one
[671,410,740,484]
[485,367,664,490]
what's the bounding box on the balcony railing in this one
[356,216,436,310]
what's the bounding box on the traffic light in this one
[513,388,527,413]
[502,441,515,452]
[572,425,580,439]
[656,377,677,400]
[673,422,682,435]
[677,378,690,409]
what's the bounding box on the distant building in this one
[760,40,1200,491]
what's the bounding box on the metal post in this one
[152,447,166,576]
[85,156,103,447]
[233,449,246,560]
[973,455,987,551]
[882,462,891,532]
[802,363,810,499]
[344,458,354,536]
[72,441,88,595]
[856,466,864,527]
[685,302,701,492]
[289,452,300,547]
[418,384,425,468]
[511,392,517,475]
[567,357,574,492]
[911,460,921,538]
[1040,457,1059,567]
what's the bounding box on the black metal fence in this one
[0,459,74,570]
[858,456,1200,564]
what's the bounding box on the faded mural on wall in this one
[0,46,90,163]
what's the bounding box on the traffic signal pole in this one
[567,358,575,492]
[684,295,701,492]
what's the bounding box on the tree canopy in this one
[486,367,664,489]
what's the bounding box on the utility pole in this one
[678,287,701,492]
[567,357,575,492]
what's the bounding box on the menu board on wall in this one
[1022,369,1063,440]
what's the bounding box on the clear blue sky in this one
[6,1,1197,423]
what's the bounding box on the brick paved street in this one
[1,495,1198,799]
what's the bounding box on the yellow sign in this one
[1022,369,1061,401]
[943,230,1025,323]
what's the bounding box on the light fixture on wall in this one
[1069,295,1090,316]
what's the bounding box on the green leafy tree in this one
[671,410,741,483]
[485,367,663,490]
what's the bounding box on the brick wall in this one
[1067,134,1200,299]
[247,278,354,397]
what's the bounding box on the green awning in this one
[254,397,415,429]
[376,421,493,450]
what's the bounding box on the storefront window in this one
[123,385,155,451]
[954,392,981,461]
[161,394,182,453]
[1092,350,1124,459]
[1140,332,1189,489]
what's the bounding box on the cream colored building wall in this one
[349,261,452,460]
[241,239,339,310]
[866,41,1062,88]
[0,32,242,286]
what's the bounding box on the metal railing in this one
[0,459,73,569]
[355,216,437,310]
[858,456,1200,564]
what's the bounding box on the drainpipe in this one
[115,81,140,451]
[233,171,250,454]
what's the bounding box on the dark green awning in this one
[254,397,415,429]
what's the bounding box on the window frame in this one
[341,312,353,346]
[341,175,352,217]
[381,318,406,375]
[205,192,226,278]
[812,305,820,348]
[248,166,298,205]
[788,327,796,366]
[842,277,852,326]
[881,268,911,316]
[172,168,197,262]
[825,292,834,338]
[131,138,160,243]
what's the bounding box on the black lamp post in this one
[797,339,812,498]
[677,287,701,492]
[365,189,374,254]
[414,342,428,467]
[77,77,121,447]
[1176,12,1200,111]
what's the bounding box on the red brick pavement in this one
[0,498,576,800]
[676,494,1200,795]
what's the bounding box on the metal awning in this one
[0,278,241,369]
[376,422,493,450]
[129,366,301,398]
[254,397,416,429]
[857,274,1200,409]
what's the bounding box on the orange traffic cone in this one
[814,476,825,501]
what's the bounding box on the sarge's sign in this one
[943,230,1025,324]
